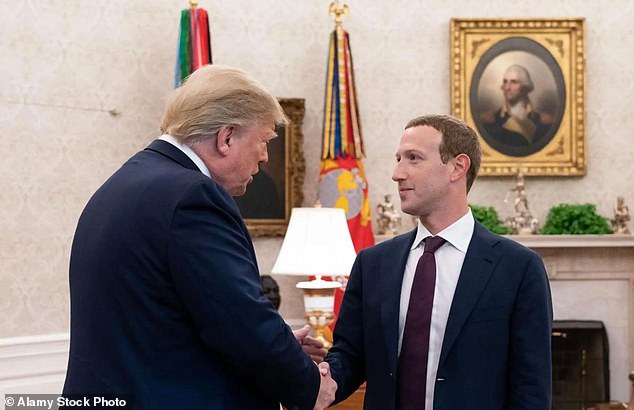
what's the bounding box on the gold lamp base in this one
[296,277,342,349]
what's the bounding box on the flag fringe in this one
[321,27,365,160]
[175,7,212,88]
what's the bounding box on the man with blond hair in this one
[63,65,336,409]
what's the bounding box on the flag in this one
[318,24,374,331]
[174,5,212,87]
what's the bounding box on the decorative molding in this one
[507,234,634,248]
[0,333,69,394]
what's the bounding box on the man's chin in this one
[400,205,417,217]
[231,185,248,197]
[231,178,253,197]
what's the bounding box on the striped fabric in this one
[318,25,375,331]
[174,7,212,87]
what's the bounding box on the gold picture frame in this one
[234,98,305,236]
[450,18,586,176]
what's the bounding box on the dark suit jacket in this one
[326,222,553,409]
[63,140,319,409]
[484,110,551,148]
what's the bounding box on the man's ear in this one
[216,126,233,156]
[450,153,471,183]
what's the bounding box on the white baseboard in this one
[0,321,304,387]
[0,322,306,403]
[0,333,69,396]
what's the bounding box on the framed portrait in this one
[234,98,305,236]
[450,18,586,176]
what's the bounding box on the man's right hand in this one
[313,362,337,410]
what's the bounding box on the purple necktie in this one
[396,236,447,410]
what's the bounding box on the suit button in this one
[389,372,394,378]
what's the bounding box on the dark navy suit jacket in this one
[326,222,553,409]
[63,140,319,409]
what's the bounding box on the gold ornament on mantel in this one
[611,196,631,234]
[504,170,539,235]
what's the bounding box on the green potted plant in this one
[469,204,511,235]
[540,203,612,234]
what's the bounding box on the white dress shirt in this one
[398,209,475,410]
[159,134,211,178]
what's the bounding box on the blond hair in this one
[160,65,287,144]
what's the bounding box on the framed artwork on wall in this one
[234,98,305,236]
[450,18,586,176]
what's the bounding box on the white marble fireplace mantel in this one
[508,234,634,402]
[509,234,634,249]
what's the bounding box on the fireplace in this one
[512,234,634,403]
[552,320,610,409]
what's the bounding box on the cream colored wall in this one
[1,0,633,337]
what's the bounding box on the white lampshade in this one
[272,207,356,277]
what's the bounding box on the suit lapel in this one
[146,139,201,172]
[381,230,417,374]
[438,222,502,367]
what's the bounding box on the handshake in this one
[294,325,337,410]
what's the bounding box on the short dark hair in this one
[405,114,481,192]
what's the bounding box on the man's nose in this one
[392,164,404,182]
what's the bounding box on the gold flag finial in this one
[328,0,349,27]
[189,0,198,8]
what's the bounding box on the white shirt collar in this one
[411,209,475,254]
[158,134,211,178]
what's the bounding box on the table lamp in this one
[271,207,356,347]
